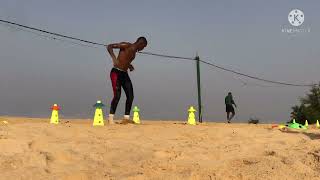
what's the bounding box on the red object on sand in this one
[271,125,278,128]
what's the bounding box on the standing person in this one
[106,37,148,124]
[225,92,237,123]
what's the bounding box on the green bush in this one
[291,83,320,124]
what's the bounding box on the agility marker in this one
[278,124,287,129]
[187,106,197,125]
[272,124,286,129]
[287,122,307,130]
[292,119,296,123]
[93,101,105,126]
[50,104,60,124]
[132,106,141,124]
[316,120,320,129]
[305,120,308,128]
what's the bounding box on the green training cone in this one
[93,100,105,126]
[132,106,141,124]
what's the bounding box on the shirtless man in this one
[106,37,147,124]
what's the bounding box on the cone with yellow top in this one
[316,120,320,129]
[187,106,197,125]
[132,106,141,124]
[93,101,105,126]
[50,104,60,124]
[304,120,309,128]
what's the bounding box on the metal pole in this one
[195,54,203,123]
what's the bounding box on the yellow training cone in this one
[50,104,60,124]
[292,119,296,123]
[93,101,105,126]
[187,106,197,125]
[132,106,141,124]
[305,120,309,127]
[316,120,320,129]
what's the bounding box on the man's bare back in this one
[107,42,136,71]
[107,37,147,71]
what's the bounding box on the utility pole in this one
[195,53,203,123]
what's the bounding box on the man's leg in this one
[230,111,235,121]
[109,70,121,124]
[122,74,134,121]
[227,112,230,122]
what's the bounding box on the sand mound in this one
[0,117,320,180]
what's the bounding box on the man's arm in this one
[106,42,130,65]
[128,64,134,71]
[232,99,237,108]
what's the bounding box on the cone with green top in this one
[50,104,60,124]
[317,120,320,129]
[187,106,197,125]
[287,119,307,130]
[132,106,140,124]
[93,100,105,126]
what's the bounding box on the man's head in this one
[135,36,148,51]
[228,92,232,96]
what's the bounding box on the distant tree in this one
[291,83,320,124]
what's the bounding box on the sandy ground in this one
[0,117,320,180]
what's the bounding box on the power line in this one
[0,18,315,87]
[139,52,313,87]
[0,19,105,46]
[0,22,100,49]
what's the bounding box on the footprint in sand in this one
[307,149,320,164]
[242,158,260,165]
[264,150,276,156]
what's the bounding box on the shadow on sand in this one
[279,129,320,140]
[302,132,320,140]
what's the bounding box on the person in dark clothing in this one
[106,37,147,124]
[225,92,237,123]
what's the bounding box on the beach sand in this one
[0,116,320,180]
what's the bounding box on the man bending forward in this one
[106,37,147,124]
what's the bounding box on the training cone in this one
[305,120,309,128]
[132,106,141,124]
[50,104,60,124]
[316,120,320,129]
[93,101,105,126]
[187,106,197,125]
[292,119,296,123]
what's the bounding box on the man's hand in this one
[129,64,134,71]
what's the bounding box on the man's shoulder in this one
[120,42,132,45]
[119,42,133,49]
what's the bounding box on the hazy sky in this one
[0,0,319,123]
